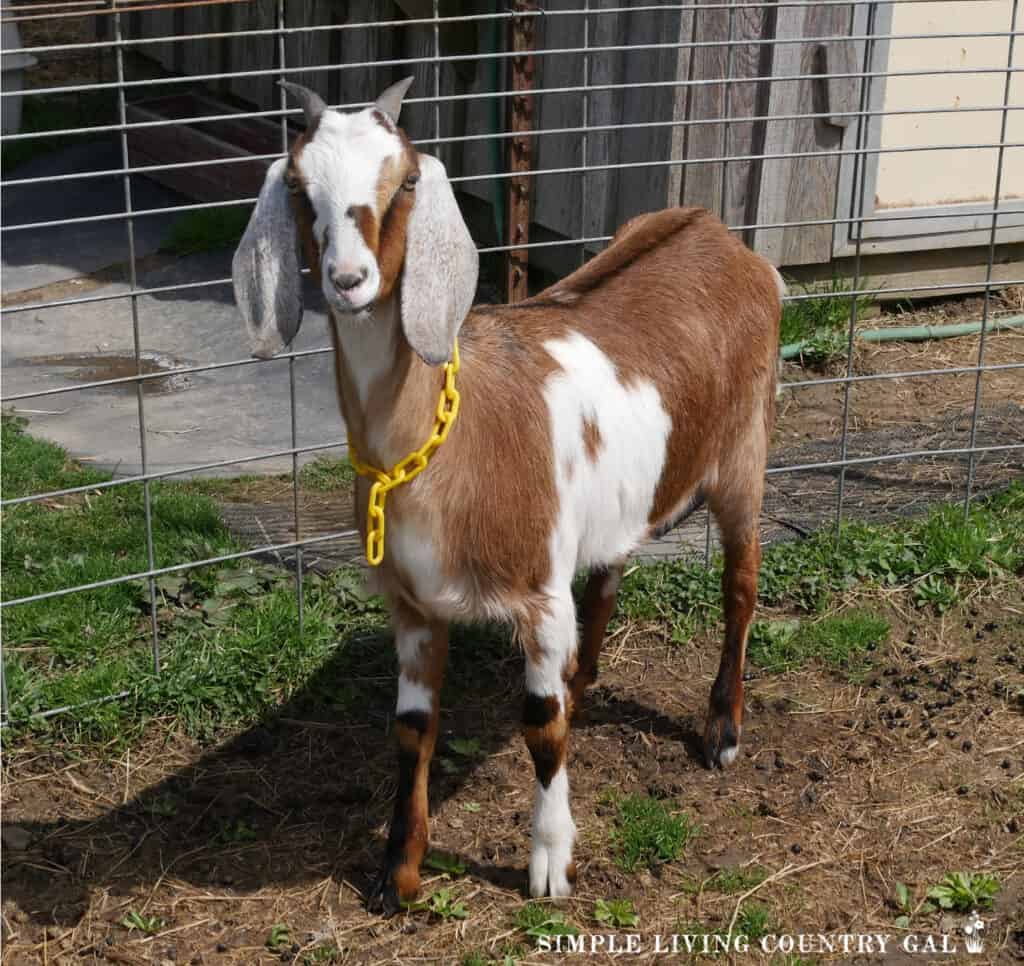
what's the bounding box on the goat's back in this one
[423,208,779,596]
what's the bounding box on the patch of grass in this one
[780,276,874,363]
[120,910,164,936]
[160,205,252,256]
[617,482,1023,639]
[926,872,999,913]
[708,865,769,894]
[463,946,524,966]
[408,887,469,920]
[594,897,639,927]
[266,922,291,951]
[736,902,772,942]
[423,851,467,876]
[2,416,388,744]
[748,612,889,673]
[297,454,356,491]
[514,903,579,940]
[1,93,116,172]
[303,945,343,965]
[609,794,699,872]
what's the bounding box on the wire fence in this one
[2,0,1022,726]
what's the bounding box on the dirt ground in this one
[3,584,1023,965]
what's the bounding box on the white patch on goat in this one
[524,593,576,707]
[530,767,576,898]
[542,331,672,571]
[386,517,491,622]
[523,590,577,896]
[718,745,739,767]
[396,673,433,716]
[331,296,399,413]
[395,623,431,670]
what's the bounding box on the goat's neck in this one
[329,293,440,470]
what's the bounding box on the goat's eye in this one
[402,173,419,192]
[284,171,302,194]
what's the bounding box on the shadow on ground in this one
[1,623,707,928]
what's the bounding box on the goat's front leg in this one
[369,606,449,916]
[522,593,578,898]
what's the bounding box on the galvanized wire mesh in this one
[2,0,1022,726]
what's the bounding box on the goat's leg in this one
[704,487,763,769]
[567,564,623,713]
[522,592,578,898]
[369,607,449,916]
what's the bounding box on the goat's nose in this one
[330,266,368,293]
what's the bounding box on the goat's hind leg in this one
[369,605,449,916]
[704,476,763,769]
[567,564,623,713]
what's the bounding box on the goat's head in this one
[232,77,478,365]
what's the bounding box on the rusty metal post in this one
[506,1,536,303]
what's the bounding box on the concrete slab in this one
[2,249,346,480]
[2,138,189,293]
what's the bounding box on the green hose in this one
[779,313,1024,361]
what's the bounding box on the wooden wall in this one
[128,0,860,272]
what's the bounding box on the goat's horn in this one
[279,80,327,128]
[375,76,414,124]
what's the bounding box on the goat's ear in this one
[232,158,304,359]
[400,154,478,366]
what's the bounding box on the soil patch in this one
[3,592,1022,964]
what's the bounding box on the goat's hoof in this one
[703,715,741,769]
[367,868,405,918]
[528,846,576,899]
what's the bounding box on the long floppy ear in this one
[232,158,303,360]
[401,154,479,365]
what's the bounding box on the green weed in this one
[303,945,342,965]
[514,902,579,939]
[736,902,772,941]
[609,794,699,872]
[121,910,164,935]
[423,851,467,876]
[266,922,291,951]
[708,865,769,894]
[927,872,999,912]
[748,612,889,673]
[780,276,874,364]
[594,897,639,927]
[408,887,469,920]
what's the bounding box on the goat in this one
[232,77,782,916]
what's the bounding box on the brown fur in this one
[581,416,602,463]
[569,566,622,711]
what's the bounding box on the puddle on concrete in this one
[20,351,192,395]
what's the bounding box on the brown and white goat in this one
[233,78,782,915]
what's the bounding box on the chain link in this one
[349,341,461,566]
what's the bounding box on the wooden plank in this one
[777,1,856,265]
[666,4,695,208]
[681,1,730,216]
[752,2,806,264]
[612,2,683,227]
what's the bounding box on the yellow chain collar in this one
[348,341,461,566]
